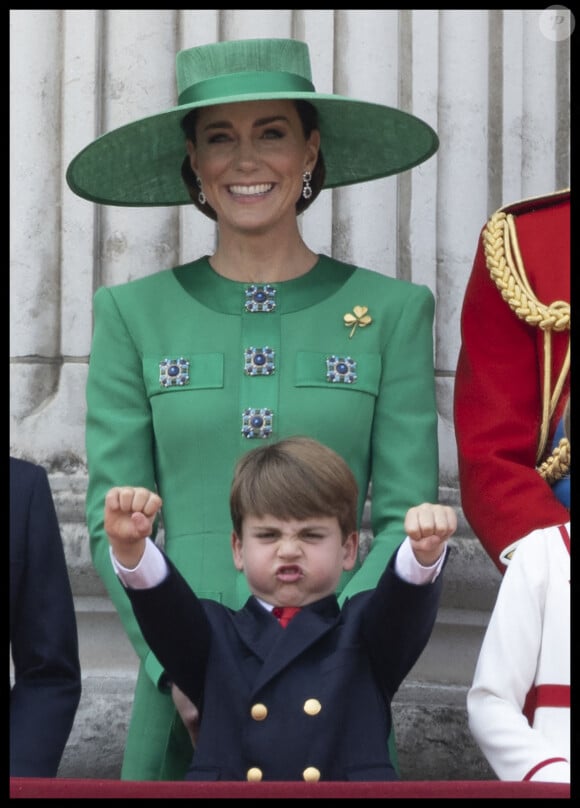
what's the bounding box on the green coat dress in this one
[85,254,439,780]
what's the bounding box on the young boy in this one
[467,396,570,783]
[105,436,456,782]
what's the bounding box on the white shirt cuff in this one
[394,536,447,584]
[110,537,169,589]
[110,535,446,591]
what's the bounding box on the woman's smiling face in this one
[187,99,320,233]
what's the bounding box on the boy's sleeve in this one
[111,537,169,588]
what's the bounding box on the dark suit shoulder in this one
[10,457,50,511]
[10,456,47,483]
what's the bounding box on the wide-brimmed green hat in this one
[66,38,439,207]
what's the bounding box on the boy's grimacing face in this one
[231,514,358,608]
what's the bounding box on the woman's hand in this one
[171,683,200,748]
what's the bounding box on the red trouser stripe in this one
[558,523,570,554]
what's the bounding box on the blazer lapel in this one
[234,596,341,692]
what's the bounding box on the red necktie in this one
[272,606,301,628]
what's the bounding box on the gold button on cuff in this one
[303,698,322,716]
[250,703,268,721]
[302,766,321,782]
[247,767,263,782]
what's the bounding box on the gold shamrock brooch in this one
[343,306,372,338]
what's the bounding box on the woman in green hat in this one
[67,37,440,782]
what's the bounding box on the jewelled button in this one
[242,408,273,439]
[159,357,190,387]
[244,346,275,376]
[302,767,321,782]
[326,355,357,384]
[245,284,277,313]
[247,767,263,782]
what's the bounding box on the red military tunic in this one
[454,190,570,572]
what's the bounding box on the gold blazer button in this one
[303,698,322,716]
[302,766,321,782]
[246,767,263,782]
[250,703,268,721]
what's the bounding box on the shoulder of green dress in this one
[324,255,424,290]
[495,188,570,219]
[96,259,204,301]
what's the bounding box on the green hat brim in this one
[66,91,438,207]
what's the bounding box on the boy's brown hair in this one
[229,436,358,539]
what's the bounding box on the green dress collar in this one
[173,254,354,314]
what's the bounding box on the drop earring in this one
[196,176,206,205]
[302,170,312,200]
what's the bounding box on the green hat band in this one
[178,71,315,105]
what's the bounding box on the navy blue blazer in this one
[127,546,446,782]
[10,457,82,777]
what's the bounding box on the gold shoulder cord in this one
[482,207,570,481]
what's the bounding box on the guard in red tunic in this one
[454,189,570,573]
